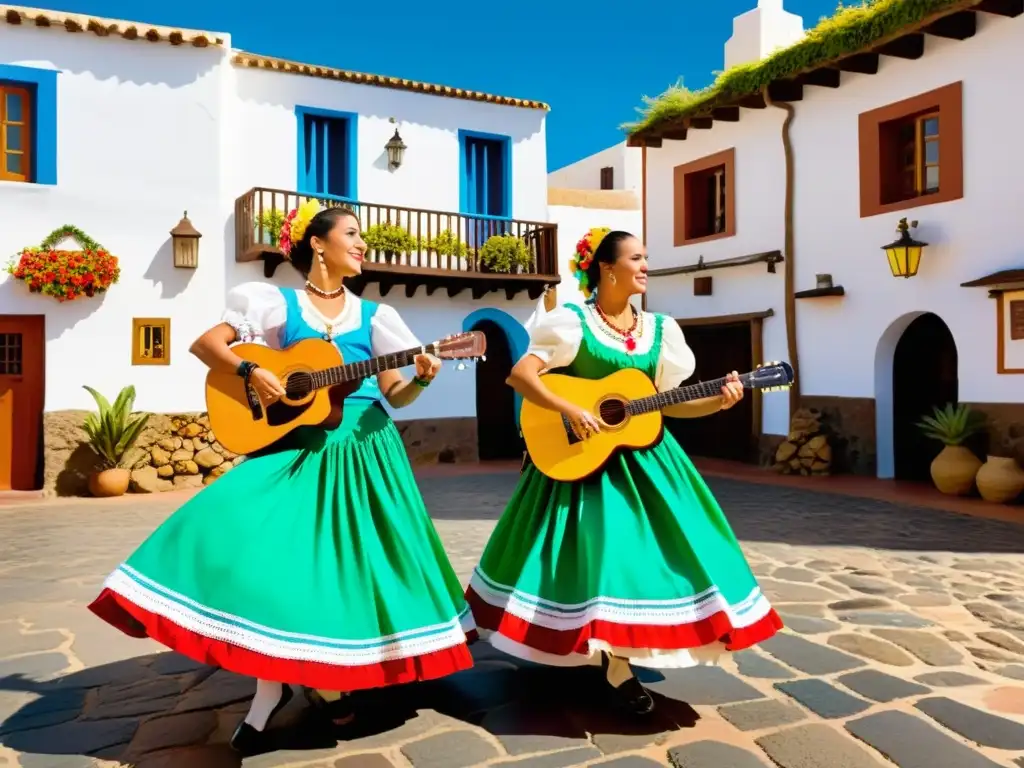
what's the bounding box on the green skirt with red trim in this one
[89,402,475,691]
[465,431,782,668]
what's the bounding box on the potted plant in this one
[81,385,151,497]
[427,229,468,266]
[6,225,120,302]
[255,210,286,246]
[916,403,985,496]
[362,223,419,264]
[479,233,534,274]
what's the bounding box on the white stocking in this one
[244,679,286,731]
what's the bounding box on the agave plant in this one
[81,385,151,469]
[915,402,985,447]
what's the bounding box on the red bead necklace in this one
[594,302,640,352]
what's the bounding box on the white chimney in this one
[724,0,805,71]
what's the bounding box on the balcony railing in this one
[235,187,558,278]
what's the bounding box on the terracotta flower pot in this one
[976,455,1024,504]
[929,445,982,496]
[88,468,131,498]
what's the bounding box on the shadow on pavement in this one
[426,474,1024,554]
[0,643,700,766]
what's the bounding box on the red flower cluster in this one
[7,248,120,302]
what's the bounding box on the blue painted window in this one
[459,130,511,247]
[0,64,58,185]
[296,107,357,200]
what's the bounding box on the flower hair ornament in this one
[279,198,323,259]
[570,226,611,299]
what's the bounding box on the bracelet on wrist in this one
[236,361,257,377]
[412,375,431,389]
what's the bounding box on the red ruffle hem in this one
[89,588,477,692]
[465,586,783,657]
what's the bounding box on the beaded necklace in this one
[590,302,643,353]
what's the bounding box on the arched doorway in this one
[892,313,958,481]
[472,319,524,460]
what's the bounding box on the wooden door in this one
[666,321,755,462]
[0,316,45,491]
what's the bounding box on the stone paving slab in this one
[2,473,1024,767]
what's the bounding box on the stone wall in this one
[42,411,481,496]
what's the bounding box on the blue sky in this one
[46,0,838,170]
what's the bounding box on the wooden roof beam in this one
[800,68,841,88]
[925,10,977,39]
[875,33,925,60]
[975,0,1023,16]
[712,106,741,122]
[836,53,879,75]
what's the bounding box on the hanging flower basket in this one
[6,225,120,302]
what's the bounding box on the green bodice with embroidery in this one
[556,302,664,382]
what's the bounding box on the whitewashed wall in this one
[643,12,1024,472]
[547,204,643,308]
[548,142,642,194]
[643,107,790,435]
[791,14,1024,475]
[232,68,548,223]
[0,24,548,419]
[0,26,254,415]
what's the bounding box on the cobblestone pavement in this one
[2,472,1024,768]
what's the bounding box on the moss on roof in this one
[625,0,977,137]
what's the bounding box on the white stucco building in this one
[548,141,642,196]
[631,0,1024,480]
[0,5,557,491]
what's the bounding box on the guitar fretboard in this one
[309,344,438,390]
[625,372,756,416]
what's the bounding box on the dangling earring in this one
[317,249,329,283]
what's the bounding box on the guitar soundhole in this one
[599,399,627,427]
[284,371,314,399]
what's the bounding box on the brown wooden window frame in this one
[599,166,614,190]
[673,148,736,247]
[858,81,963,219]
[0,84,33,183]
[132,317,171,366]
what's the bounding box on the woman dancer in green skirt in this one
[89,201,475,754]
[465,227,783,715]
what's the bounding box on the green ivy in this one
[626,0,977,136]
[38,225,106,252]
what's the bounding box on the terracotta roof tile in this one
[232,53,549,111]
[2,4,226,48]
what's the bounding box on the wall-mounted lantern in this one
[881,218,927,278]
[170,211,202,269]
[385,128,407,171]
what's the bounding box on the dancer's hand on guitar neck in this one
[250,368,287,405]
[561,404,603,441]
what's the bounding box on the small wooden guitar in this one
[520,362,794,482]
[206,332,486,455]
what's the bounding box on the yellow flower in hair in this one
[289,198,322,246]
[588,226,611,255]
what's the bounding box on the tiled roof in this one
[232,53,550,111]
[1,4,226,48]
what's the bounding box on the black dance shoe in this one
[229,683,294,755]
[601,654,655,716]
[304,687,356,727]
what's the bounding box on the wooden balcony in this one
[234,188,559,300]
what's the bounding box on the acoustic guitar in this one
[207,332,486,455]
[520,362,794,482]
